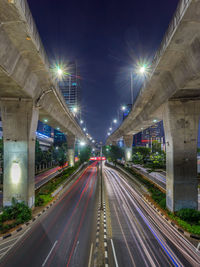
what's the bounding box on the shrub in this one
[176,209,200,224]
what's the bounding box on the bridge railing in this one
[150,0,191,77]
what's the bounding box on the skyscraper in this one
[59,61,81,119]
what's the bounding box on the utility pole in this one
[130,71,133,104]
[100,142,103,210]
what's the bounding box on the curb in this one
[143,196,200,241]
[0,163,87,241]
[0,199,58,241]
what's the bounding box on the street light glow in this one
[80,120,84,124]
[57,67,63,76]
[113,119,117,124]
[80,141,86,146]
[121,106,126,111]
[73,106,78,113]
[109,127,112,131]
[83,128,86,131]
[139,65,146,74]
[108,132,110,136]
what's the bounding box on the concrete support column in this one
[67,135,76,167]
[0,99,39,207]
[123,135,133,162]
[163,100,200,212]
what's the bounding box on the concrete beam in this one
[163,100,200,211]
[1,99,38,207]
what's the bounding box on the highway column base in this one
[1,99,38,208]
[163,100,199,212]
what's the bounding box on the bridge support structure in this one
[123,135,133,162]
[1,99,38,208]
[163,100,200,212]
[67,135,76,167]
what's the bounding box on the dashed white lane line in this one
[88,242,93,267]
[111,238,119,267]
[42,240,58,267]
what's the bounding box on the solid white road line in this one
[42,240,58,267]
[111,238,119,267]
[88,242,93,267]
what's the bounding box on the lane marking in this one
[88,242,93,267]
[42,240,58,267]
[0,227,31,261]
[111,239,119,267]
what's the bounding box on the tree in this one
[79,146,91,163]
[108,145,124,163]
[152,141,162,153]
[132,146,150,164]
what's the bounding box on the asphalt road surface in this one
[104,165,200,267]
[0,161,98,267]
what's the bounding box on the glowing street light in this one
[57,67,63,76]
[80,120,84,124]
[80,141,86,146]
[113,119,117,124]
[107,132,110,136]
[109,127,112,131]
[83,128,86,131]
[139,65,146,74]
[121,105,126,111]
[73,106,78,113]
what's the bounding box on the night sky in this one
[27,0,179,142]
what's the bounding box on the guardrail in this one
[150,0,191,78]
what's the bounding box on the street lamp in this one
[113,119,117,124]
[121,105,126,111]
[80,120,84,124]
[109,127,112,131]
[80,141,86,146]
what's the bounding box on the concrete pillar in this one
[67,135,76,167]
[0,99,39,208]
[163,100,200,212]
[123,135,133,162]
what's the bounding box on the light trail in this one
[104,166,200,266]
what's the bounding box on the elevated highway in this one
[107,0,200,211]
[0,0,87,207]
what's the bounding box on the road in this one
[104,165,200,267]
[0,161,98,267]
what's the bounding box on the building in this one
[59,61,81,119]
[36,121,54,150]
[133,121,165,149]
